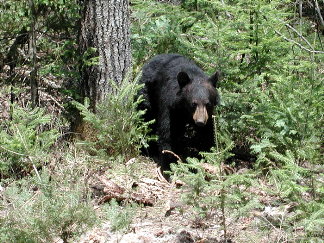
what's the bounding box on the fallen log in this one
[92,175,155,206]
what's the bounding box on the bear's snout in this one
[193,105,208,126]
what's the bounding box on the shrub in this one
[0,169,97,243]
[73,77,155,160]
[171,114,262,240]
[0,105,59,179]
[102,199,137,233]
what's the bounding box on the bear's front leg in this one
[156,109,178,172]
[197,121,215,152]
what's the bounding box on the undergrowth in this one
[0,105,59,180]
[0,167,97,243]
[172,109,323,241]
[103,199,138,233]
[73,77,154,161]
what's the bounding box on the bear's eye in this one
[206,102,212,107]
[191,102,197,108]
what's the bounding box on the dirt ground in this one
[77,158,300,243]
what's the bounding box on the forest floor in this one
[1,82,320,243]
[77,157,301,243]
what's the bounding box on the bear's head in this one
[177,71,220,127]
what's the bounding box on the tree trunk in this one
[29,0,39,108]
[79,0,132,111]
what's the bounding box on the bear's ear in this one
[177,71,191,89]
[209,71,221,87]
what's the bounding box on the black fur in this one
[138,54,220,171]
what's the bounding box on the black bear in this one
[139,54,220,171]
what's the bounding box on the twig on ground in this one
[162,149,182,161]
[156,167,170,184]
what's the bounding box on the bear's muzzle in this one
[193,105,208,126]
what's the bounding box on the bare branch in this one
[274,30,324,54]
[38,90,64,110]
[314,0,324,27]
[15,124,41,180]
[0,145,31,157]
[162,149,182,161]
[283,21,316,50]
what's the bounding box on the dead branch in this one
[275,30,324,54]
[38,90,64,110]
[156,167,170,184]
[94,176,155,206]
[162,150,182,161]
[283,21,316,51]
[314,0,324,28]
[40,76,62,89]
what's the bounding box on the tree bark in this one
[30,0,39,108]
[79,0,132,111]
